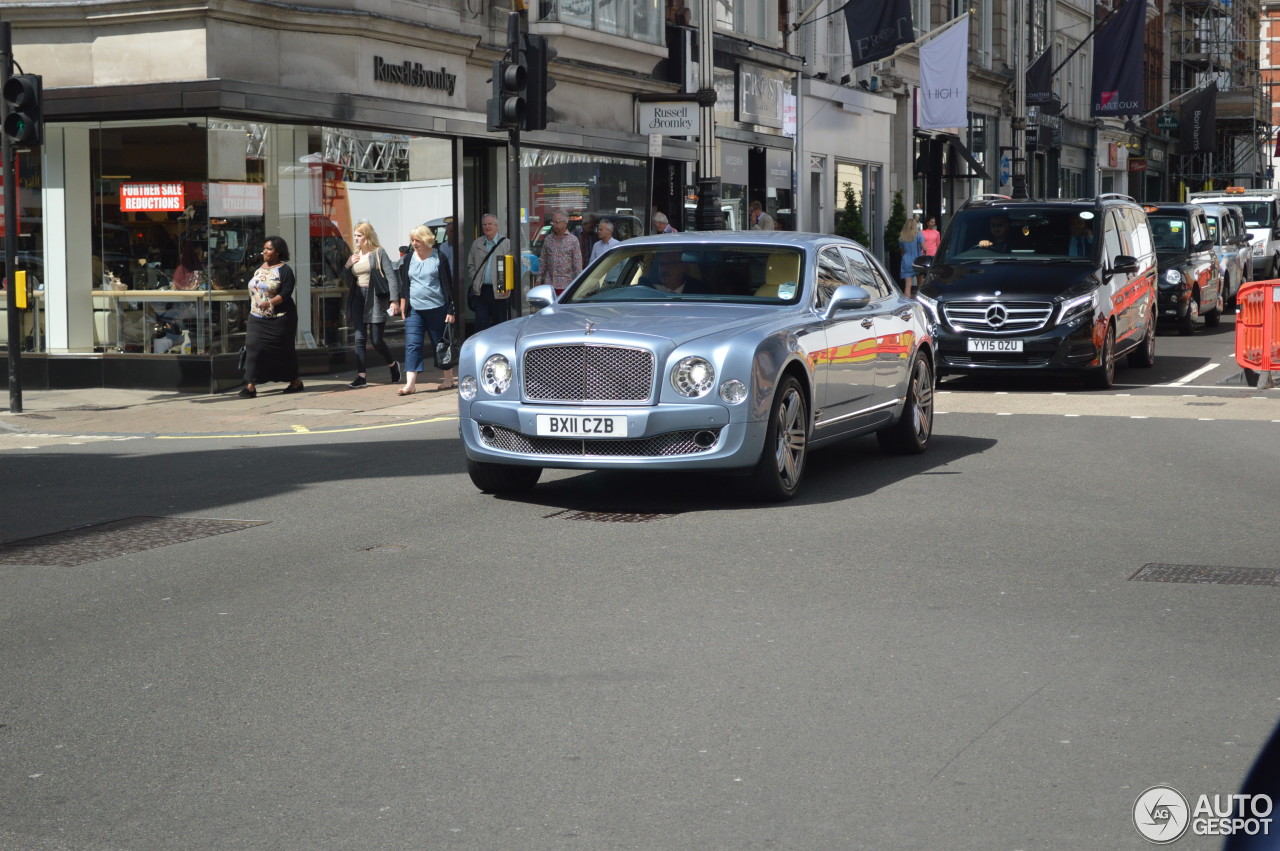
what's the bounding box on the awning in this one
[932,132,991,182]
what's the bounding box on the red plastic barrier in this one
[1235,279,1280,373]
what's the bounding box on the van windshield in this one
[937,207,1099,262]
[1230,202,1273,228]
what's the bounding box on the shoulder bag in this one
[368,250,390,296]
[434,322,459,370]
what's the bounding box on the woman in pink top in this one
[921,216,941,257]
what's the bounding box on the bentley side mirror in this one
[826,284,872,317]
[525,283,557,311]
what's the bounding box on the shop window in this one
[538,0,663,45]
[520,146,648,271]
[1,150,44,353]
[80,120,454,356]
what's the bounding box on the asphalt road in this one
[1,315,1277,850]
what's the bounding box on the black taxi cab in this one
[1142,202,1225,335]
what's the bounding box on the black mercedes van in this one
[913,194,1158,388]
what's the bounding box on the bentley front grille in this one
[481,425,720,458]
[943,300,1055,334]
[523,345,655,403]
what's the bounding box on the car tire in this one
[466,457,542,493]
[748,375,808,502]
[1127,317,1156,368]
[1271,255,1280,280]
[1089,324,1117,389]
[877,355,934,455]
[1178,292,1199,336]
[1205,288,1222,327]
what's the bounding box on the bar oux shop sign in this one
[639,102,700,136]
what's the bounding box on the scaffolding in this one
[1168,0,1270,188]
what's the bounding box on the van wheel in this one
[1178,293,1199,336]
[1127,318,1156,368]
[1089,324,1116,389]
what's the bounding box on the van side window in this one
[1130,214,1154,258]
[1103,212,1124,262]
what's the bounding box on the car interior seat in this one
[755,252,801,298]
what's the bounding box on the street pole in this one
[1,22,21,413]
[694,0,723,230]
[505,11,523,317]
[1010,0,1028,200]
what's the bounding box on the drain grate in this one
[1130,563,1280,586]
[545,510,678,523]
[0,516,268,566]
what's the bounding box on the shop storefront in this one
[0,6,693,392]
[713,51,800,231]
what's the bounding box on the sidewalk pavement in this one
[0,369,459,438]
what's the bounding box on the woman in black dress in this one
[239,236,303,397]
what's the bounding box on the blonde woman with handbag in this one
[344,221,402,388]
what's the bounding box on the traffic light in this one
[2,74,43,146]
[523,34,556,132]
[486,58,527,132]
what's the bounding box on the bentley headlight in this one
[1058,292,1096,324]
[719,379,748,404]
[672,356,715,397]
[459,375,477,400]
[481,354,513,395]
[1164,268,1184,286]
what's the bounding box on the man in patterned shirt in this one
[537,209,583,296]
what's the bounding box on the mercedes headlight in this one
[481,354,513,395]
[1058,292,1096,324]
[1163,268,1184,286]
[672,357,715,398]
[915,292,942,326]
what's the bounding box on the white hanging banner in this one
[918,17,969,131]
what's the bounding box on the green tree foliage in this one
[835,182,869,246]
[883,190,908,279]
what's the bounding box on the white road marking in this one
[1163,363,1220,386]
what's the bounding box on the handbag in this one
[434,323,459,370]
[368,251,390,296]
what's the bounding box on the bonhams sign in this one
[639,102,699,136]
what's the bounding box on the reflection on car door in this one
[814,246,882,431]
[841,246,912,408]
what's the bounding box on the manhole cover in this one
[0,516,268,566]
[1130,563,1280,586]
[545,510,678,523]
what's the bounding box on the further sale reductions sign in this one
[120,182,186,212]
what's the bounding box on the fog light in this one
[719,379,747,404]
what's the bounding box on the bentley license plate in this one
[535,414,627,437]
[967,338,1024,353]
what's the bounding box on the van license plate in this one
[535,414,627,437]
[967,338,1024,353]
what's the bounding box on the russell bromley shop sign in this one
[373,56,457,96]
